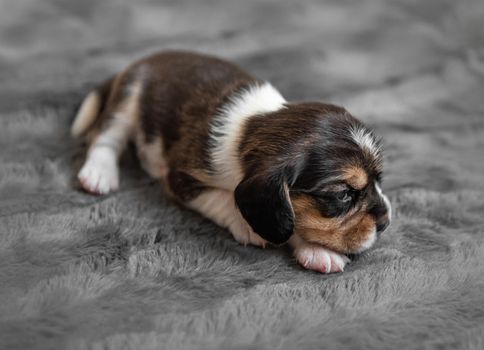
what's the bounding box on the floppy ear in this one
[234,172,294,245]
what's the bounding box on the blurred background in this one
[1,1,484,349]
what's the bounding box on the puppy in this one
[72,51,391,273]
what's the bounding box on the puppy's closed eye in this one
[335,189,355,203]
[328,182,366,203]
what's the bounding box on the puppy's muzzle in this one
[376,214,390,235]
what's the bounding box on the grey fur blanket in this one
[1,0,484,349]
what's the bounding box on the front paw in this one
[294,244,350,273]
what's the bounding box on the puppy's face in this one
[288,112,391,254]
[291,165,390,254]
[235,103,391,253]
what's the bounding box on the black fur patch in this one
[235,172,294,245]
[167,170,207,202]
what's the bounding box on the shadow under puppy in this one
[72,51,391,273]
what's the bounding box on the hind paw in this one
[78,149,119,195]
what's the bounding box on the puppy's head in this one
[235,102,391,253]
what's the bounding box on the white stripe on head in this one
[349,125,380,158]
[210,82,286,190]
[375,181,392,221]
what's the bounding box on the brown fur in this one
[235,103,384,250]
[291,194,375,253]
[238,103,349,173]
[343,166,368,190]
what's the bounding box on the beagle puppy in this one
[72,51,391,273]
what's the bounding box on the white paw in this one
[78,149,119,195]
[230,217,267,248]
[294,244,350,274]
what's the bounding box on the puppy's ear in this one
[234,172,294,245]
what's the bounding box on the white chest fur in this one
[209,82,286,190]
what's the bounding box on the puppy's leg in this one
[289,235,350,273]
[77,82,142,195]
[187,188,267,247]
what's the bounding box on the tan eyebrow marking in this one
[343,166,368,190]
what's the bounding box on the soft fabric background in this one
[1,0,484,349]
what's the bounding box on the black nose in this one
[376,214,390,234]
[370,203,388,218]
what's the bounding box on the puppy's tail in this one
[71,77,114,137]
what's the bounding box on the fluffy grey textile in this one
[1,0,484,349]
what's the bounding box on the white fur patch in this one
[375,181,392,221]
[349,125,380,157]
[356,228,377,253]
[71,91,101,137]
[210,82,286,190]
[188,189,266,247]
